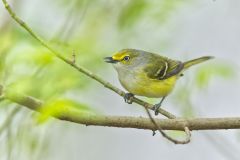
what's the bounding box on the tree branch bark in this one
[1,0,175,119]
[4,88,240,131]
[2,0,192,144]
[2,0,239,145]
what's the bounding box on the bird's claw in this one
[152,97,166,115]
[152,130,156,136]
[124,93,134,104]
[152,104,161,115]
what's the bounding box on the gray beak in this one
[104,57,119,63]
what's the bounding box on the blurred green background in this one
[0,0,240,160]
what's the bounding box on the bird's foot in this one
[152,97,166,115]
[152,130,156,136]
[124,93,134,104]
[152,103,161,115]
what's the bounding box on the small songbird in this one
[104,49,213,115]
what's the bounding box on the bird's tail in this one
[183,56,214,70]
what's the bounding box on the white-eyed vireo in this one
[104,49,213,115]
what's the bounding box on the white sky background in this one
[1,0,240,159]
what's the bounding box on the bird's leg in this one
[124,93,134,104]
[152,96,166,115]
[152,130,156,136]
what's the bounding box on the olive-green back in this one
[143,53,213,80]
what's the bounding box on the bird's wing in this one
[144,55,184,80]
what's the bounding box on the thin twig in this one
[72,50,76,64]
[1,0,173,119]
[144,107,190,144]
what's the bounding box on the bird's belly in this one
[119,74,177,98]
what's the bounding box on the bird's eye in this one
[123,56,130,61]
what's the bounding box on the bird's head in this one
[104,49,145,71]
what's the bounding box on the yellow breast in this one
[119,71,178,98]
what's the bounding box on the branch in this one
[1,0,189,144]
[4,89,240,131]
[143,106,190,144]
[3,0,240,145]
[1,0,175,119]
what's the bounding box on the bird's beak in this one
[104,57,119,63]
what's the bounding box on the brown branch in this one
[1,0,174,119]
[144,106,191,144]
[2,0,192,144]
[3,89,240,131]
[0,0,206,144]
[2,0,240,145]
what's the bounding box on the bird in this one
[104,49,213,115]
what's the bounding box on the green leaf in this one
[37,98,94,123]
[32,50,54,66]
[195,63,235,88]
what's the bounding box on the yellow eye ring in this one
[123,56,130,61]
